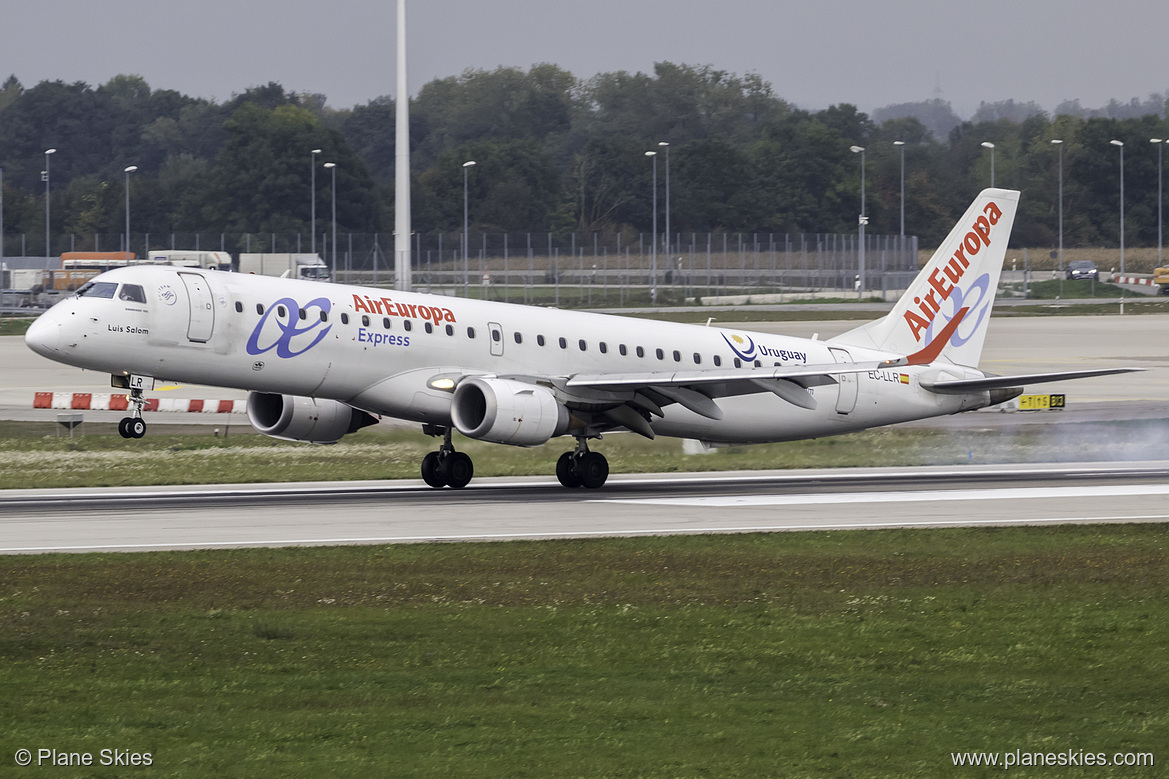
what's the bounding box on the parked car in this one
[1066,260,1099,280]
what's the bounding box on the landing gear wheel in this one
[128,418,146,439]
[556,452,582,488]
[421,451,445,488]
[442,452,474,490]
[118,418,133,439]
[576,451,609,489]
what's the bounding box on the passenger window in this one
[693,353,701,364]
[362,315,370,327]
[341,313,350,325]
[491,329,501,342]
[446,324,455,336]
[119,284,146,303]
[537,335,545,346]
[559,337,568,349]
[383,317,392,329]
[467,327,476,339]
[319,311,328,322]
[599,342,607,354]
[257,303,264,315]
[636,346,645,358]
[734,358,741,368]
[673,350,681,362]
[234,301,243,313]
[655,348,664,360]
[578,339,587,351]
[514,332,523,344]
[298,309,307,321]
[714,355,721,367]
[403,320,412,331]
[277,305,287,318]
[424,322,433,334]
[619,344,627,356]
[754,360,762,367]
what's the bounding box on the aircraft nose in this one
[25,312,61,357]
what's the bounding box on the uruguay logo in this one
[246,297,332,358]
[722,333,757,361]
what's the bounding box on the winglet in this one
[906,307,968,365]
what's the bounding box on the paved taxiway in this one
[2,463,1168,553]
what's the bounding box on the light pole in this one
[1110,139,1124,274]
[850,145,866,298]
[463,160,475,290]
[324,162,337,273]
[893,140,906,238]
[645,150,657,303]
[43,148,56,260]
[1051,139,1063,271]
[311,148,321,257]
[1,165,4,265]
[658,141,670,256]
[1153,138,1168,266]
[123,166,138,257]
[981,141,995,187]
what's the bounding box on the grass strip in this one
[1,527,1165,776]
[2,418,1168,490]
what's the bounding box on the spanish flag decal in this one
[899,374,910,384]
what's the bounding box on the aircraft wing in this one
[921,367,1144,395]
[561,361,896,419]
[566,360,890,390]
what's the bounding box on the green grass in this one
[3,417,1167,489]
[1,527,1165,776]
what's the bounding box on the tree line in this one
[0,65,1167,253]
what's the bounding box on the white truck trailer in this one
[237,253,330,281]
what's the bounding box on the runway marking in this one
[594,483,1169,508]
[3,514,1168,553]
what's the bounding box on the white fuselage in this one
[26,266,990,444]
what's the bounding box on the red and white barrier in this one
[34,392,244,413]
[1113,275,1158,287]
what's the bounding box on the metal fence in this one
[2,230,919,306]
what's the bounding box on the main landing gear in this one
[117,385,148,439]
[556,438,609,489]
[420,426,474,490]
[419,427,609,490]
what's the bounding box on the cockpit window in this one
[118,284,147,303]
[75,281,118,299]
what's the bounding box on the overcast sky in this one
[8,0,1168,119]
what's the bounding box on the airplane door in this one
[179,272,214,343]
[488,322,504,357]
[829,347,858,415]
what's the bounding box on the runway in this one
[3,463,1168,554]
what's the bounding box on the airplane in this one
[24,188,1138,490]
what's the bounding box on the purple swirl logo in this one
[245,297,332,358]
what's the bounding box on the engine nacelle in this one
[450,377,569,446]
[246,392,378,444]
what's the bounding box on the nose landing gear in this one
[117,384,148,439]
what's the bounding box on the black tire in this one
[421,451,445,488]
[129,418,147,439]
[443,452,474,489]
[556,452,582,488]
[118,418,133,439]
[576,451,609,489]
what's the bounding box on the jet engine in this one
[246,392,378,444]
[450,377,569,446]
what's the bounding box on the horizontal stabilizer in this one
[921,367,1143,395]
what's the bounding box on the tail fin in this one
[832,188,1019,367]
